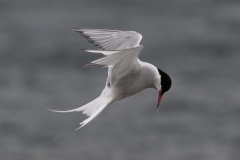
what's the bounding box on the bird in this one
[48,28,172,138]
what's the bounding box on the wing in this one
[81,49,120,56]
[86,46,143,85]
[73,28,142,50]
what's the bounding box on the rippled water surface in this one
[1,1,240,160]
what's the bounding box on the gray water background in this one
[0,0,240,160]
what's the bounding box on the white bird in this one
[49,29,171,138]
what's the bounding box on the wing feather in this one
[73,28,142,50]
[85,46,142,68]
[82,49,120,55]
[85,46,143,85]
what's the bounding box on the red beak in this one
[157,91,163,109]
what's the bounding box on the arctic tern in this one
[49,28,172,136]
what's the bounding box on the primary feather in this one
[73,28,142,50]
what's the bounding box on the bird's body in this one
[49,29,171,132]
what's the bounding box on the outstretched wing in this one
[86,46,143,85]
[73,28,142,50]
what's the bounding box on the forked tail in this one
[48,89,114,140]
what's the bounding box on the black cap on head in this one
[157,68,172,94]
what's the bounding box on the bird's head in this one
[155,68,172,108]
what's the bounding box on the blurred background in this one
[0,0,239,160]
